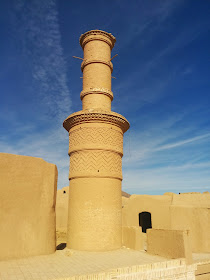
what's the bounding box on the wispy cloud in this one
[12,0,72,123]
[0,0,73,188]
[155,133,210,151]
[122,108,210,194]
[113,1,209,116]
[122,162,210,194]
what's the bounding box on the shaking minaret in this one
[63,30,129,251]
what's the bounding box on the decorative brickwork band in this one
[80,30,116,49]
[63,110,129,133]
[69,150,122,180]
[68,126,123,155]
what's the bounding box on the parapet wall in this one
[147,229,193,263]
[0,153,57,260]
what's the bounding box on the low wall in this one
[147,229,192,263]
[195,261,210,279]
[122,226,145,250]
[0,153,57,260]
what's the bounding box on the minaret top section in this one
[63,29,130,133]
[79,30,116,50]
[79,29,116,111]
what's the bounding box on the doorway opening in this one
[139,212,152,233]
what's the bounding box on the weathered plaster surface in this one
[0,153,57,260]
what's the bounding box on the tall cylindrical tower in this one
[63,30,129,251]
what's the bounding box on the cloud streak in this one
[155,133,210,151]
[0,0,73,188]
[122,108,210,194]
[13,0,72,123]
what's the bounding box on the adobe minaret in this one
[63,30,129,251]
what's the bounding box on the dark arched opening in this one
[139,212,152,233]
[63,190,66,194]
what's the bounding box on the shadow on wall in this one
[139,212,152,233]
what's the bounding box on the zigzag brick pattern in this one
[69,150,122,178]
[69,127,123,153]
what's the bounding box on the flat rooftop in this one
[0,248,207,280]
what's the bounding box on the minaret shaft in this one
[63,30,129,251]
[80,31,114,111]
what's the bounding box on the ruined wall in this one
[122,193,210,254]
[0,153,57,260]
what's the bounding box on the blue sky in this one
[0,0,210,194]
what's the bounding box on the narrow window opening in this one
[63,190,66,194]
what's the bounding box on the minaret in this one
[63,30,129,251]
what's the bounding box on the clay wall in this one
[122,193,210,254]
[147,229,192,263]
[170,193,210,207]
[122,194,172,230]
[0,153,57,260]
[56,186,69,244]
[170,206,210,253]
[122,226,145,250]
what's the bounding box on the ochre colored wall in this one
[171,193,210,207]
[122,194,172,229]
[170,205,210,253]
[56,186,69,230]
[56,186,130,245]
[147,229,192,263]
[196,262,210,279]
[170,193,210,252]
[0,153,57,260]
[122,226,145,251]
[122,193,210,254]
[56,186,69,244]
[68,177,122,251]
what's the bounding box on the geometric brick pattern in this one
[69,127,123,154]
[69,150,122,179]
